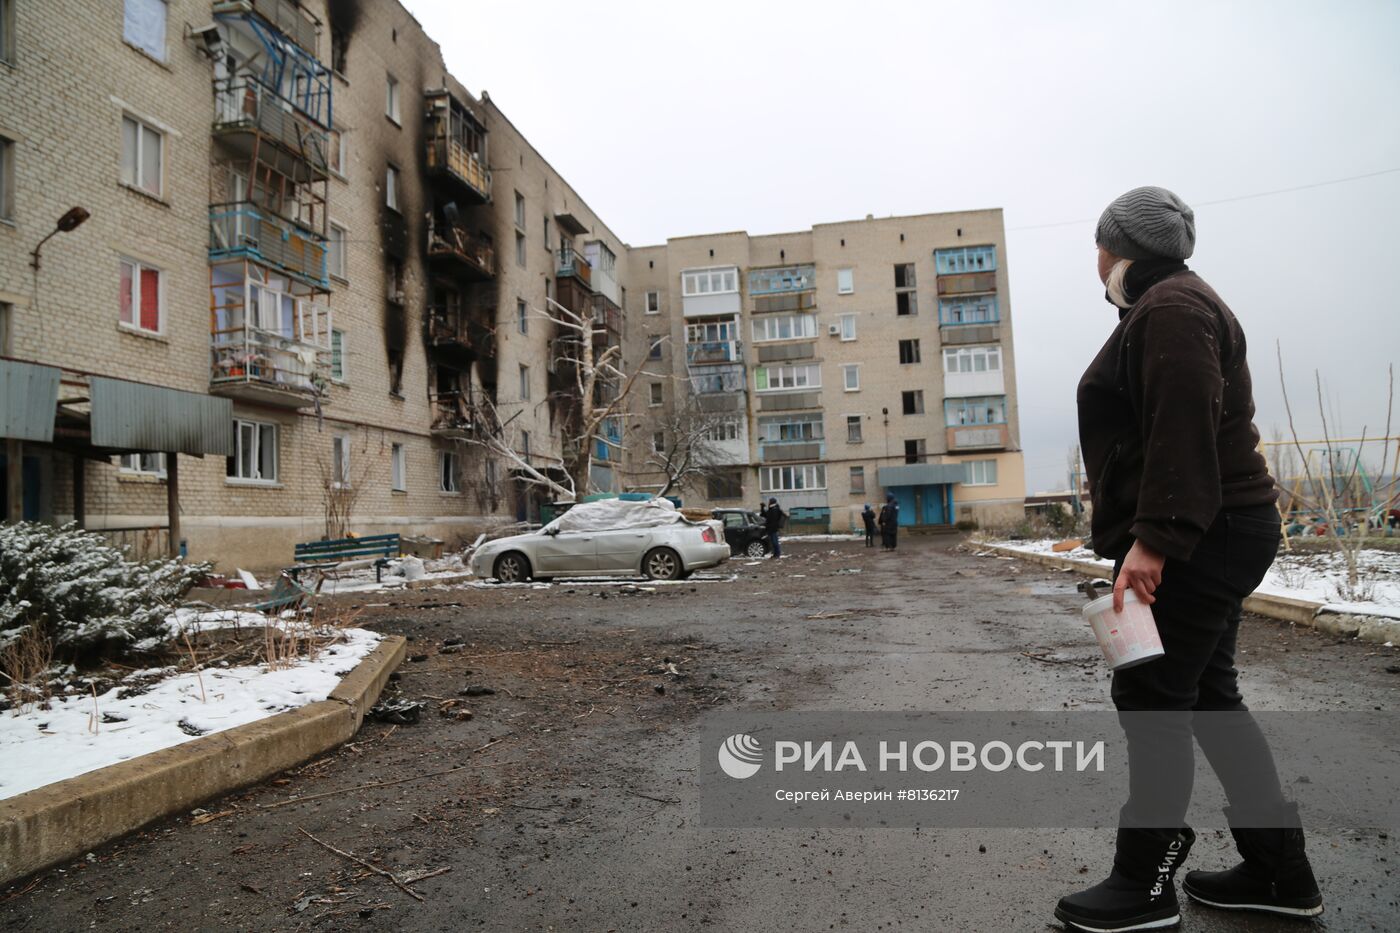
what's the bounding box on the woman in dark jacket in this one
[1055,187,1321,932]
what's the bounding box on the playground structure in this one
[1259,436,1400,547]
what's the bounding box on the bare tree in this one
[1277,344,1397,600]
[452,296,657,503]
[637,392,736,497]
[315,444,374,541]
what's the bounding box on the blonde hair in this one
[1106,258,1135,309]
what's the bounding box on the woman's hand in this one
[1114,539,1165,612]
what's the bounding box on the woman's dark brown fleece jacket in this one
[1076,262,1277,561]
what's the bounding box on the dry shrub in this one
[2,624,55,714]
[262,603,364,671]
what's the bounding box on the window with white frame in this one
[331,434,351,486]
[842,364,860,391]
[120,114,163,197]
[846,415,863,443]
[119,257,162,334]
[758,413,822,443]
[648,382,663,406]
[123,0,166,61]
[965,459,999,486]
[331,328,346,381]
[705,418,740,442]
[327,223,348,280]
[0,135,13,221]
[849,465,866,495]
[515,232,526,267]
[439,450,459,492]
[760,464,826,493]
[839,313,857,341]
[385,74,400,123]
[517,299,528,335]
[754,363,820,391]
[935,245,997,275]
[385,164,399,211]
[519,364,530,400]
[752,313,817,342]
[391,443,406,491]
[939,295,1000,325]
[836,268,854,294]
[685,319,738,344]
[645,290,660,314]
[945,395,1007,426]
[328,127,347,177]
[681,266,738,297]
[513,191,525,229]
[118,452,166,477]
[227,419,277,482]
[943,345,1002,373]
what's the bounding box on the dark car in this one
[712,509,768,558]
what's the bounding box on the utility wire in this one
[1007,167,1400,232]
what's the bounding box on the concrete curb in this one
[0,634,406,887]
[977,544,1398,644]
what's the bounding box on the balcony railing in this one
[590,295,623,345]
[211,326,328,407]
[210,202,327,288]
[946,424,1010,451]
[758,438,826,463]
[213,76,329,175]
[213,0,318,56]
[427,221,495,279]
[429,389,490,437]
[686,340,743,365]
[556,246,592,287]
[426,138,491,202]
[936,272,998,296]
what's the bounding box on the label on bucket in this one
[1082,592,1165,671]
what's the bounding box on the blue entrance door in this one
[891,484,949,526]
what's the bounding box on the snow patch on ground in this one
[0,618,381,800]
[987,539,1400,620]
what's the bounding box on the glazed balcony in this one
[213,76,330,176]
[427,219,495,280]
[590,294,623,348]
[425,90,491,203]
[748,264,816,297]
[556,245,592,288]
[209,202,327,288]
[758,438,825,463]
[946,423,1010,451]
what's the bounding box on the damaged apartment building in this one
[0,0,1022,566]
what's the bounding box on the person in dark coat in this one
[877,494,898,550]
[1055,186,1320,932]
[860,504,877,547]
[763,497,784,559]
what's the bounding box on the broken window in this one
[515,232,526,267]
[332,435,351,486]
[894,263,916,289]
[902,390,925,415]
[707,469,744,500]
[904,438,927,464]
[439,450,459,492]
[849,466,866,496]
[120,115,162,196]
[514,191,525,229]
[652,431,665,454]
[649,382,663,406]
[227,419,277,482]
[123,0,166,61]
[648,336,663,360]
[0,135,13,220]
[898,339,921,365]
[385,164,400,211]
[119,257,161,333]
[896,290,918,317]
[327,223,348,280]
[388,349,404,395]
[846,415,863,444]
[331,27,348,74]
[391,443,406,491]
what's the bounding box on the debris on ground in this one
[367,699,424,724]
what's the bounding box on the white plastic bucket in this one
[1082,589,1165,670]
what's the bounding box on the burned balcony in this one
[425,91,491,203]
[427,217,495,280]
[210,202,328,288]
[556,245,592,288]
[590,294,623,348]
[213,76,330,176]
[429,389,489,439]
[426,303,495,359]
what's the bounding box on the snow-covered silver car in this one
[469,500,730,583]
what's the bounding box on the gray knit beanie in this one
[1095,186,1196,261]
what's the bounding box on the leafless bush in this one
[1,625,55,714]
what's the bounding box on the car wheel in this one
[494,552,532,583]
[642,547,683,581]
[744,540,767,559]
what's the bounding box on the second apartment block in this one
[622,212,1025,532]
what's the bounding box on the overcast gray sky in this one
[405,0,1400,493]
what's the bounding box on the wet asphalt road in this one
[2,536,1396,932]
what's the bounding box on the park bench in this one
[290,533,401,583]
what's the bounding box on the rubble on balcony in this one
[425,91,491,203]
[427,215,495,279]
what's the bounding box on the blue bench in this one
[291,533,401,582]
